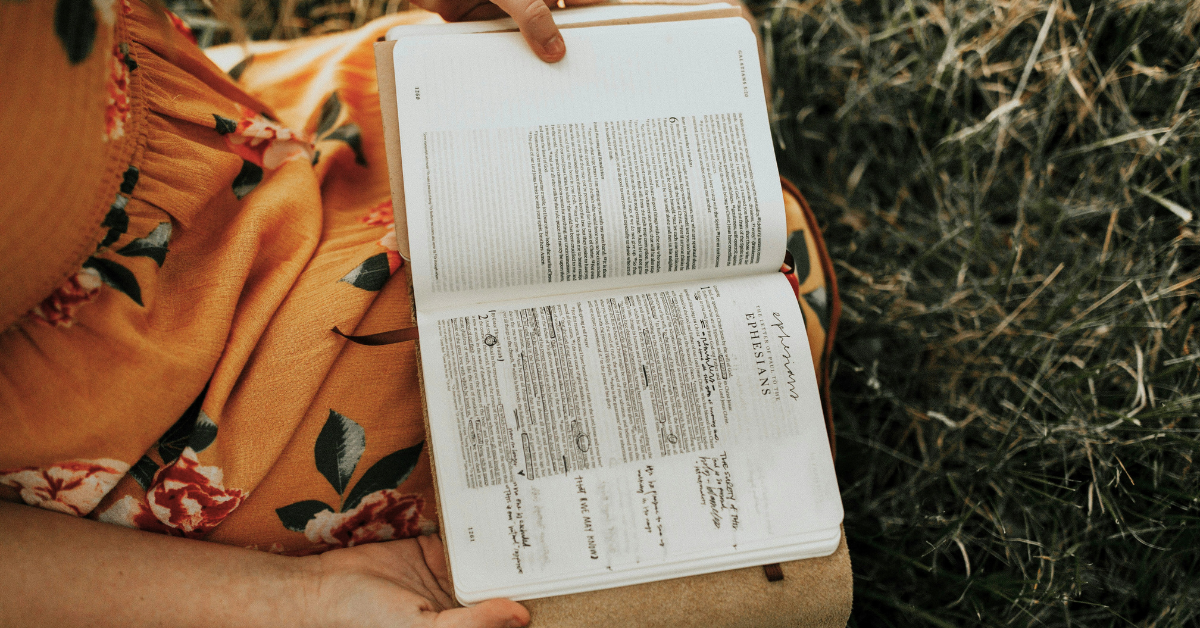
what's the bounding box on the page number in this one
[414,87,420,100]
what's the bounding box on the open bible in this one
[377,5,844,605]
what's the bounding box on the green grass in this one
[752,0,1200,625]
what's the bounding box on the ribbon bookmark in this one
[331,325,420,346]
[762,563,784,582]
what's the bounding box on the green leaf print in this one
[130,455,160,490]
[82,257,142,306]
[339,253,391,292]
[214,114,238,135]
[315,92,342,138]
[325,123,366,166]
[230,159,264,199]
[803,287,830,331]
[190,411,218,453]
[159,382,211,463]
[276,500,334,532]
[315,410,366,496]
[232,160,263,199]
[342,442,424,512]
[54,0,97,65]
[120,166,139,195]
[227,55,254,82]
[117,222,171,266]
[786,230,810,283]
[99,196,129,250]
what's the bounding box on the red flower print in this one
[29,267,103,327]
[304,489,429,548]
[96,495,182,536]
[361,200,395,227]
[781,262,800,299]
[164,10,197,45]
[361,200,404,274]
[145,448,247,537]
[224,106,313,170]
[379,231,402,273]
[0,459,129,516]
[104,45,131,142]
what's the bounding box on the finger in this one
[457,1,508,21]
[433,599,531,628]
[417,533,456,604]
[411,0,483,22]
[489,0,565,62]
[399,537,457,611]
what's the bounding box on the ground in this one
[754,2,1199,625]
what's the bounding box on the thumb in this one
[434,598,531,628]
[490,0,565,62]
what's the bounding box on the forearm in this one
[0,501,314,628]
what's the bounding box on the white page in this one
[393,18,786,313]
[420,273,843,602]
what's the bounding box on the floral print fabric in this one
[145,448,248,537]
[28,268,103,327]
[220,105,313,170]
[104,43,131,142]
[0,2,835,555]
[0,459,129,516]
[94,448,247,538]
[305,489,429,548]
[361,200,404,275]
[1,1,436,553]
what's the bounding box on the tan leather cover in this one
[376,12,852,625]
[523,529,851,628]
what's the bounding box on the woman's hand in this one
[303,534,529,628]
[0,500,527,628]
[408,0,605,62]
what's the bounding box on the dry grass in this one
[754,0,1200,624]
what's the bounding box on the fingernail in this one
[542,34,565,60]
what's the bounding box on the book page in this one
[419,273,843,602]
[393,18,785,312]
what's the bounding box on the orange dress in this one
[0,1,836,554]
